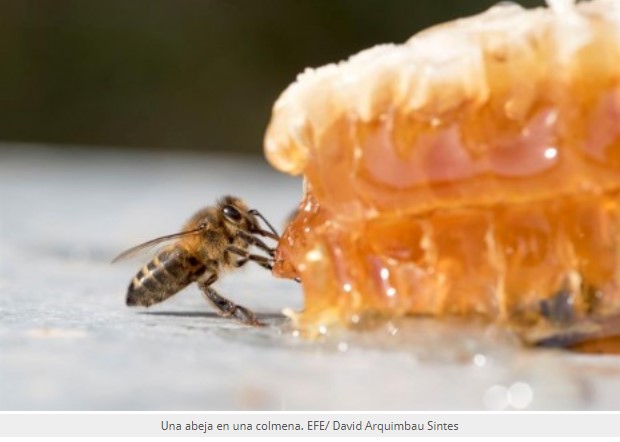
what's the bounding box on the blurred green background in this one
[0,0,542,154]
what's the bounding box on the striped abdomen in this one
[126,247,206,307]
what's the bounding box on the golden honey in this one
[264,0,620,348]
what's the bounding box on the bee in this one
[113,196,280,326]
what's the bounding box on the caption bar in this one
[1,413,619,437]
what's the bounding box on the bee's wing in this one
[112,227,204,263]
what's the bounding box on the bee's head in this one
[216,195,279,241]
[217,195,259,231]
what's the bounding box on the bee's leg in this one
[198,273,263,326]
[234,257,249,268]
[249,209,280,238]
[228,246,301,283]
[227,246,273,271]
[238,231,276,257]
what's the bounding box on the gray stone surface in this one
[1,145,620,411]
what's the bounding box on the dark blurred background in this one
[0,0,542,154]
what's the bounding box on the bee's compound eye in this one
[223,205,243,222]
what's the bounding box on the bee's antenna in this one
[249,209,279,238]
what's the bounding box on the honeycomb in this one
[264,0,620,350]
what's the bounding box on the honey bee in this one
[113,196,280,326]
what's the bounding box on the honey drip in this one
[264,0,620,348]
